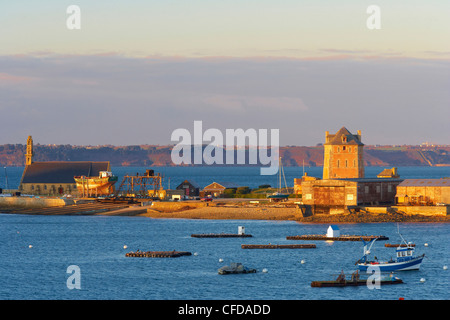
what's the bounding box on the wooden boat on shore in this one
[75,171,118,196]
[311,270,403,287]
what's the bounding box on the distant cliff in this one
[0,143,449,167]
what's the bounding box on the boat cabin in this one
[396,246,415,262]
[99,171,114,178]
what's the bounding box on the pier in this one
[385,243,415,247]
[241,244,316,249]
[286,235,389,241]
[125,251,192,258]
[191,233,253,238]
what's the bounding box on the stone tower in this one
[25,135,33,166]
[323,127,364,179]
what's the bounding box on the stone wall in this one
[0,196,74,209]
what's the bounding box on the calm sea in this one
[0,166,449,300]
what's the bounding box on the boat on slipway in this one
[356,227,424,272]
[74,171,118,196]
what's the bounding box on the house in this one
[327,225,340,237]
[176,180,200,197]
[395,179,450,206]
[202,182,239,197]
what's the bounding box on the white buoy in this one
[262,268,268,273]
[443,265,448,270]
[420,278,426,283]
[301,259,305,264]
[123,245,128,249]
[424,243,428,247]
[28,245,33,248]
[219,258,224,263]
[194,252,198,256]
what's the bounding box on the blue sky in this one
[0,1,449,146]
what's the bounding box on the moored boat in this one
[218,263,257,275]
[356,227,424,272]
[311,270,404,287]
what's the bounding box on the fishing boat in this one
[74,171,118,196]
[267,157,290,201]
[311,270,403,287]
[218,263,257,275]
[356,226,424,272]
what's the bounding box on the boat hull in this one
[74,176,118,195]
[311,279,403,287]
[357,255,424,272]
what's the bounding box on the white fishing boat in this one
[356,226,424,272]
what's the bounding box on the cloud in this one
[0,72,36,85]
[202,95,308,112]
[0,53,448,146]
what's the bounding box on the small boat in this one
[311,270,403,287]
[218,263,257,275]
[356,226,424,272]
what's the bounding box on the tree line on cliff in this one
[0,143,449,167]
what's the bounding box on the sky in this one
[0,1,449,146]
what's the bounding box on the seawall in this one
[0,197,74,209]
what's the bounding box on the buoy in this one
[301,259,305,264]
[219,258,224,263]
[28,245,33,248]
[399,297,405,300]
[420,278,426,283]
[193,252,198,256]
[443,265,448,270]
[424,243,428,247]
[123,245,128,249]
[262,268,268,273]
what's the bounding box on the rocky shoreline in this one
[139,205,449,223]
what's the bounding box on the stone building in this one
[323,127,364,179]
[396,179,450,206]
[298,127,403,215]
[301,178,403,214]
[20,161,111,196]
[18,135,111,196]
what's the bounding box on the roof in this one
[377,168,400,178]
[21,161,110,184]
[203,181,240,190]
[324,127,363,146]
[176,179,200,189]
[398,179,450,187]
